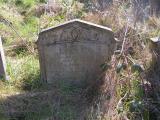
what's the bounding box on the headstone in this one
[132,0,160,17]
[150,37,160,72]
[150,37,160,63]
[132,0,150,23]
[150,0,160,16]
[37,19,116,86]
[93,0,113,10]
[0,36,7,80]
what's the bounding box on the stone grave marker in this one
[37,19,116,86]
[0,36,7,80]
[150,37,160,67]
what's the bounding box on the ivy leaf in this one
[129,100,143,112]
[100,63,110,72]
[131,64,144,73]
[116,63,127,73]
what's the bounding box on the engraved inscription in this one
[45,25,106,46]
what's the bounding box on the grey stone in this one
[150,37,160,60]
[150,37,160,43]
[150,0,160,16]
[150,37,160,71]
[37,19,116,86]
[0,36,7,80]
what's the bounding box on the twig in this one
[126,56,135,64]
[120,21,129,55]
[116,91,128,111]
[1,18,34,54]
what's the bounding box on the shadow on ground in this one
[0,83,89,120]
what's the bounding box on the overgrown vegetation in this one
[0,0,160,120]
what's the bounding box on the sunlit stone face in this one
[37,19,116,86]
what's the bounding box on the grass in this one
[6,54,40,90]
[0,54,40,94]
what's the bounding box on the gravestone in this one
[37,19,116,86]
[150,0,160,16]
[150,37,160,67]
[0,36,7,80]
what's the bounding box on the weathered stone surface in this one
[0,36,7,80]
[79,0,112,11]
[150,37,160,63]
[150,0,160,16]
[132,0,160,17]
[150,37,160,74]
[37,19,116,86]
[150,37,160,54]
